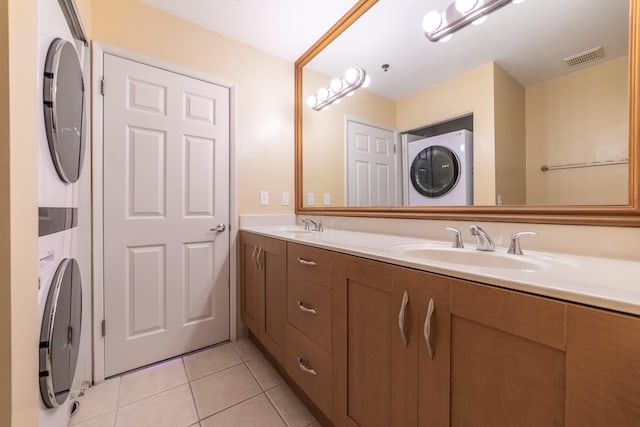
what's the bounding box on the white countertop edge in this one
[240,225,640,317]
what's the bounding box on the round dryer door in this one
[410,145,460,198]
[43,38,85,183]
[39,258,82,408]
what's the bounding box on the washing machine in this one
[37,0,89,425]
[406,130,473,206]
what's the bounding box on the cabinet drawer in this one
[287,277,332,352]
[287,243,334,288]
[284,324,332,419]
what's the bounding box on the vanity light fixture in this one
[423,0,525,42]
[306,68,370,111]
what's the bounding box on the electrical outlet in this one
[281,191,290,206]
[307,193,315,206]
[323,193,331,205]
[260,191,269,205]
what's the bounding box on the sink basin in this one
[391,244,546,271]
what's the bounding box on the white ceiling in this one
[141,0,630,100]
[140,0,360,61]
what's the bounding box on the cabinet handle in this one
[424,298,435,360]
[297,357,317,376]
[256,247,263,270]
[398,290,409,347]
[251,245,258,267]
[297,301,317,315]
[297,257,317,267]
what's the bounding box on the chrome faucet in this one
[445,227,464,248]
[469,225,495,251]
[301,217,323,232]
[507,231,538,255]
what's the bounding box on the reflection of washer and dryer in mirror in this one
[403,115,474,206]
[37,0,89,426]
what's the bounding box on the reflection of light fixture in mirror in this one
[423,0,525,42]
[306,68,369,111]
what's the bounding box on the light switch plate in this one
[323,193,331,205]
[307,193,315,206]
[260,191,269,205]
[281,191,290,206]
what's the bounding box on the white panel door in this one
[346,120,398,206]
[103,54,230,376]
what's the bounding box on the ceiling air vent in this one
[563,46,605,68]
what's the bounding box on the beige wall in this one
[0,0,39,425]
[526,56,628,205]
[493,64,526,205]
[397,62,497,205]
[302,68,396,206]
[91,0,295,215]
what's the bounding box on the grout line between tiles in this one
[184,356,202,421]
[264,384,291,427]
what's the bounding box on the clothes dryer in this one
[406,130,473,206]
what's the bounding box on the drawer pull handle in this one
[297,301,317,315]
[398,290,409,347]
[424,298,435,360]
[297,257,317,267]
[297,357,317,376]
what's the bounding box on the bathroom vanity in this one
[239,226,640,427]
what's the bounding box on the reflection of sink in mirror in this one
[390,244,578,272]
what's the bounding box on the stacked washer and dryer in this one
[37,1,90,426]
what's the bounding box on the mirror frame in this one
[295,0,640,226]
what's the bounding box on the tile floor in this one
[70,338,320,427]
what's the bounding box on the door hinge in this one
[100,77,105,96]
[101,319,106,337]
[393,143,396,154]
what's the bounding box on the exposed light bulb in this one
[472,15,488,25]
[455,0,477,14]
[346,91,355,97]
[422,10,443,33]
[362,74,371,88]
[344,68,359,84]
[306,95,317,108]
[330,78,344,92]
[317,87,330,101]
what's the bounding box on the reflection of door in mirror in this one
[301,0,630,208]
[346,120,398,207]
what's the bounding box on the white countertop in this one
[241,225,640,317]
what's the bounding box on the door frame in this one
[91,42,237,383]
[344,116,400,206]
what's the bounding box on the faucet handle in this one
[445,227,464,248]
[508,231,538,255]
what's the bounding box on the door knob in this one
[210,224,226,232]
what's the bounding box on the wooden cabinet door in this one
[391,267,451,427]
[333,254,397,427]
[239,231,261,334]
[238,232,286,361]
[258,236,287,361]
[566,305,640,426]
[449,280,567,427]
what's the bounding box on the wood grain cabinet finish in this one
[287,243,334,352]
[449,280,568,427]
[239,232,640,427]
[285,243,335,419]
[566,305,640,426]
[239,231,286,361]
[332,255,451,427]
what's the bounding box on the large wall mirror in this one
[295,0,640,225]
